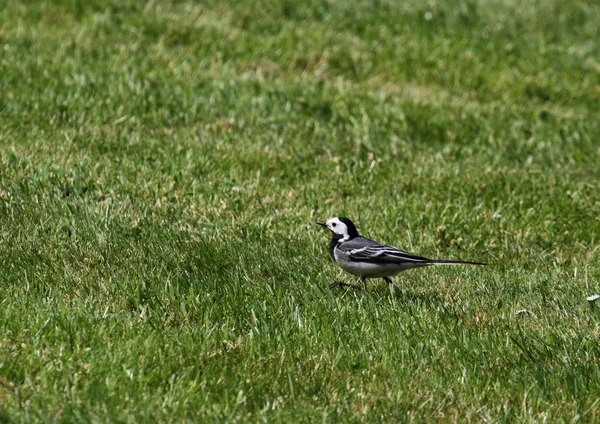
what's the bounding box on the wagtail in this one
[317,217,485,289]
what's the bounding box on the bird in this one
[316,217,485,289]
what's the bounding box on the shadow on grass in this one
[328,279,447,309]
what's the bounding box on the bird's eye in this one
[332,223,337,227]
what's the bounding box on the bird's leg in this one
[329,281,360,289]
[383,277,398,289]
[329,276,367,290]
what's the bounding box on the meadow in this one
[1,0,599,421]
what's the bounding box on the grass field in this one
[1,0,600,421]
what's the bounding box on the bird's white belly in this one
[340,261,404,277]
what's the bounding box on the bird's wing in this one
[340,237,432,264]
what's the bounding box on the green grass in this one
[1,0,599,421]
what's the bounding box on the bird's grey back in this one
[338,236,381,250]
[339,236,432,263]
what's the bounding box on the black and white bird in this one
[317,217,485,289]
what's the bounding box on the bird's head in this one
[316,217,359,241]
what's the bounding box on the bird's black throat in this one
[328,233,354,259]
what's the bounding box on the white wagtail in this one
[317,217,485,289]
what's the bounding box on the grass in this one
[1,0,599,421]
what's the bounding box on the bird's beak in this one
[316,222,327,227]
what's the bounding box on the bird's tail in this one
[430,259,486,266]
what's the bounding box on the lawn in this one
[1,0,599,421]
